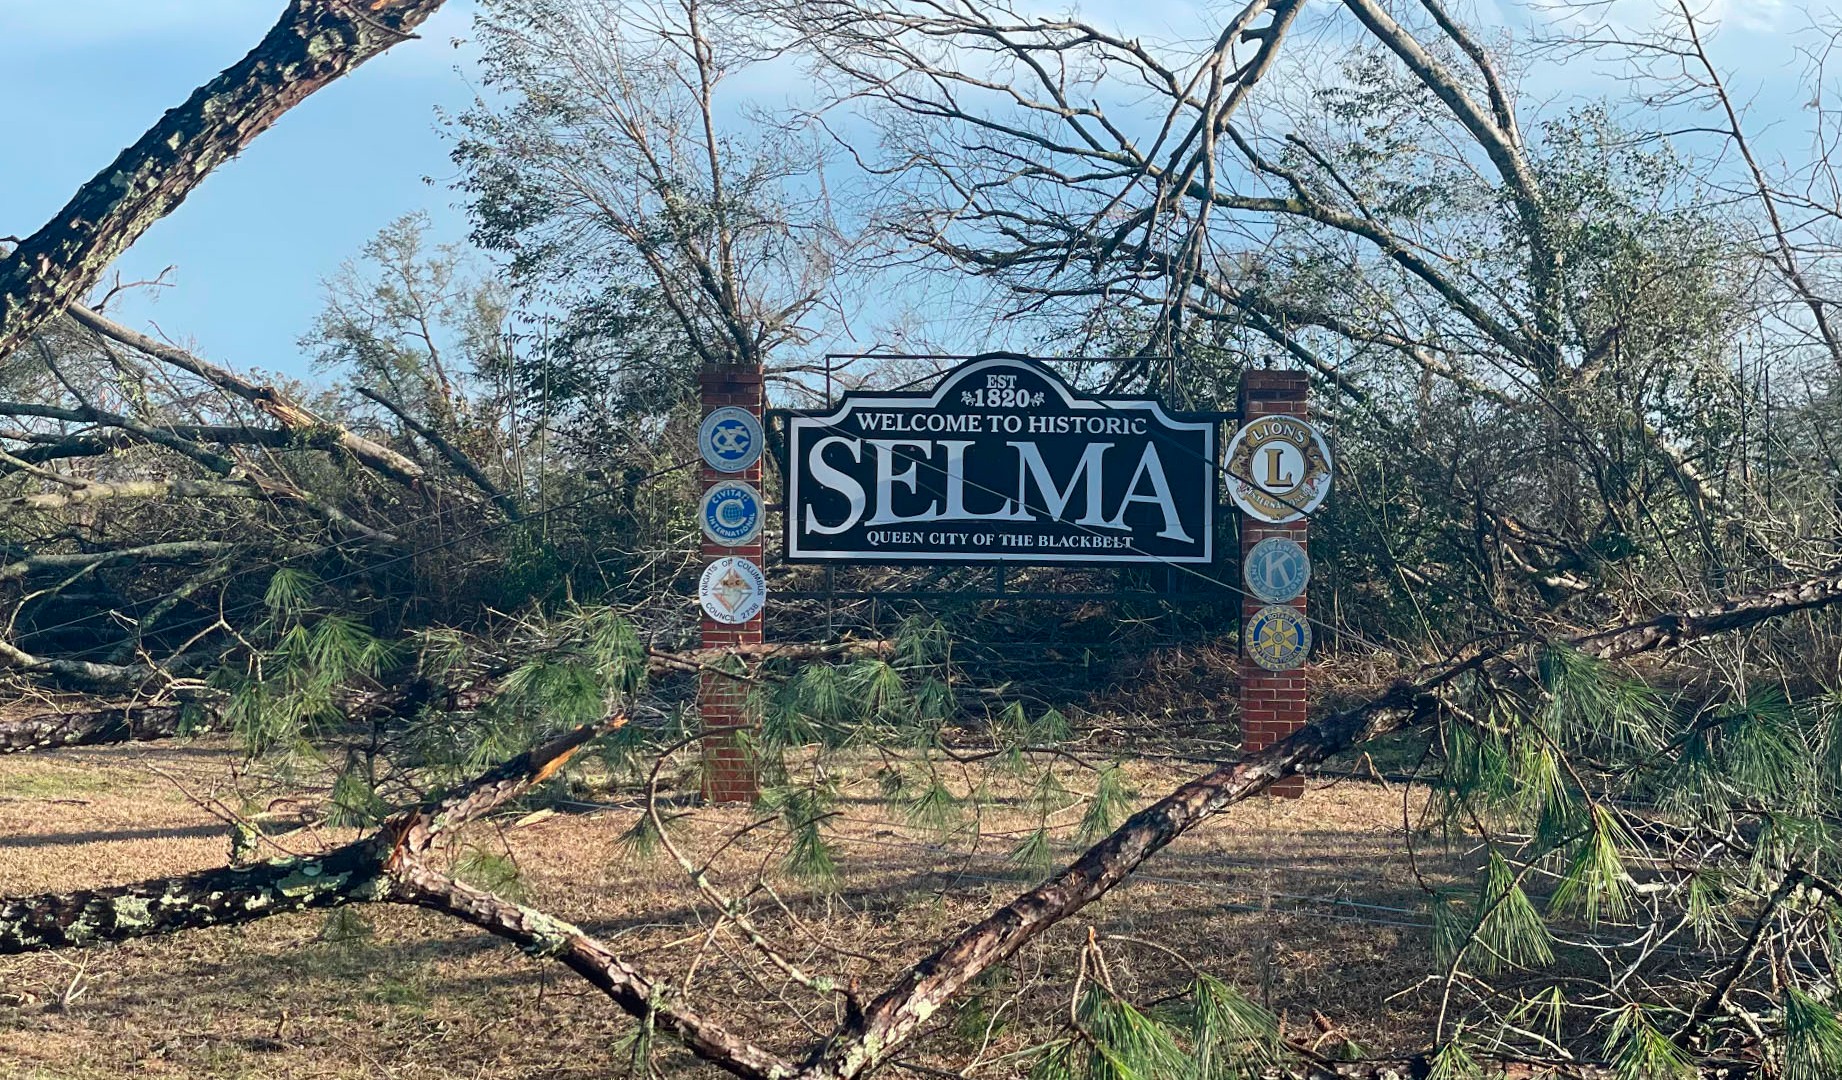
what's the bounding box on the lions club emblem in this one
[1225,415,1332,523]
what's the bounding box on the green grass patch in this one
[0,765,118,798]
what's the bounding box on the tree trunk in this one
[0,704,191,755]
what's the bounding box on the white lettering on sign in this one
[857,412,985,433]
[1111,442,1192,541]
[941,441,1026,522]
[803,437,1189,541]
[866,439,937,526]
[1014,441,1110,528]
[803,436,864,536]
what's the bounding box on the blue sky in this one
[0,1,482,379]
[1,0,1831,383]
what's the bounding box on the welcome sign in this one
[781,357,1218,564]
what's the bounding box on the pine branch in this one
[810,561,1842,1078]
[0,712,800,1079]
[8,563,1842,1078]
[1675,866,1805,1046]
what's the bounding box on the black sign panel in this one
[781,357,1217,564]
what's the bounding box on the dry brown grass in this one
[0,739,1462,1078]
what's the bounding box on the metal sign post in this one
[697,366,766,804]
[1232,371,1329,799]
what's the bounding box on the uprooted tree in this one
[8,0,1842,1078]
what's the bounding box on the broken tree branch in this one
[354,385,519,520]
[7,562,1841,1076]
[0,703,192,755]
[807,560,1842,1078]
[68,304,430,491]
[0,715,620,954]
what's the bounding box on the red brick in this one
[699,363,769,805]
[1235,371,1312,800]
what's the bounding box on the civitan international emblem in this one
[698,556,767,624]
[1225,415,1332,524]
[780,356,1218,564]
[700,481,764,547]
[1245,604,1311,671]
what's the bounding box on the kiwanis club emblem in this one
[1243,536,1310,604]
[1245,604,1311,671]
[1225,415,1332,524]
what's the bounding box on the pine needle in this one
[1783,987,1842,1080]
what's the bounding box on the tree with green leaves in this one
[450,0,847,374]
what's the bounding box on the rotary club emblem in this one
[1245,604,1311,671]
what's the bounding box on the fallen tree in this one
[0,703,190,755]
[5,562,1837,1078]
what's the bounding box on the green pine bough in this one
[4,562,1839,1079]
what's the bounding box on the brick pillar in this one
[1240,370,1309,799]
[700,364,764,804]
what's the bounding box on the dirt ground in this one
[0,738,1462,1078]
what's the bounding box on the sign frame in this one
[773,356,1224,566]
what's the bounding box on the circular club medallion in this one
[699,556,767,624]
[1245,604,1312,671]
[699,406,764,473]
[1243,536,1311,604]
[700,480,765,547]
[1225,414,1332,523]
